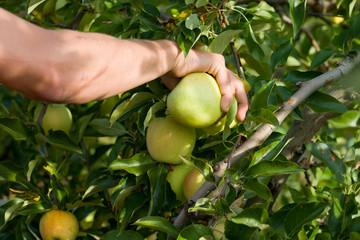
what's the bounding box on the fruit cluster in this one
[146,72,245,201]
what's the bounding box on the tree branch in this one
[172,52,360,231]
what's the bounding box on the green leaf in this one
[177,224,213,240]
[83,176,118,199]
[185,14,200,30]
[16,201,51,215]
[208,30,242,54]
[246,160,303,178]
[147,165,168,216]
[225,220,257,240]
[282,70,322,83]
[270,40,293,73]
[0,161,37,190]
[181,156,214,183]
[246,108,279,126]
[140,101,166,135]
[108,153,157,176]
[327,190,357,238]
[231,208,269,229]
[305,91,348,113]
[306,142,348,184]
[214,197,230,215]
[328,110,360,128]
[350,13,360,37]
[188,198,216,215]
[196,0,208,8]
[0,118,35,144]
[27,0,45,14]
[285,202,329,237]
[245,26,264,61]
[243,178,273,201]
[36,131,82,154]
[223,97,238,141]
[288,0,307,38]
[100,230,144,240]
[0,198,24,231]
[269,203,297,230]
[89,118,127,136]
[311,49,335,69]
[110,92,154,125]
[250,80,276,111]
[251,140,282,167]
[120,192,146,233]
[133,216,179,237]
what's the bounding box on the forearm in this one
[0,8,181,103]
[49,32,182,103]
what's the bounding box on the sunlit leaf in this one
[133,216,179,237]
[108,153,157,176]
[231,207,269,229]
[246,160,303,178]
[288,0,306,38]
[208,30,242,54]
[177,224,213,240]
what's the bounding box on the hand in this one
[162,48,249,122]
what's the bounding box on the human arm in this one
[0,8,248,121]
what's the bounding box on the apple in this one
[203,97,239,135]
[183,168,205,201]
[166,164,194,202]
[203,117,226,135]
[212,218,227,240]
[39,209,79,240]
[99,94,120,116]
[146,117,196,164]
[167,73,222,128]
[35,104,73,135]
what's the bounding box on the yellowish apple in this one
[166,164,194,201]
[167,73,222,128]
[35,104,73,135]
[183,168,205,200]
[39,210,79,240]
[146,117,196,164]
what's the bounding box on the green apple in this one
[100,95,120,116]
[212,219,227,240]
[203,98,239,135]
[167,73,222,128]
[39,210,79,240]
[183,168,206,200]
[35,104,73,135]
[166,164,194,201]
[146,117,196,164]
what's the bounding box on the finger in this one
[161,76,180,90]
[233,78,249,121]
[216,70,235,112]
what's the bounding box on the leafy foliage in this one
[0,0,360,239]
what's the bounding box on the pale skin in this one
[0,8,248,121]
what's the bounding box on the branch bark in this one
[172,52,360,231]
[246,87,359,211]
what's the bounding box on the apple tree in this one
[0,0,360,239]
